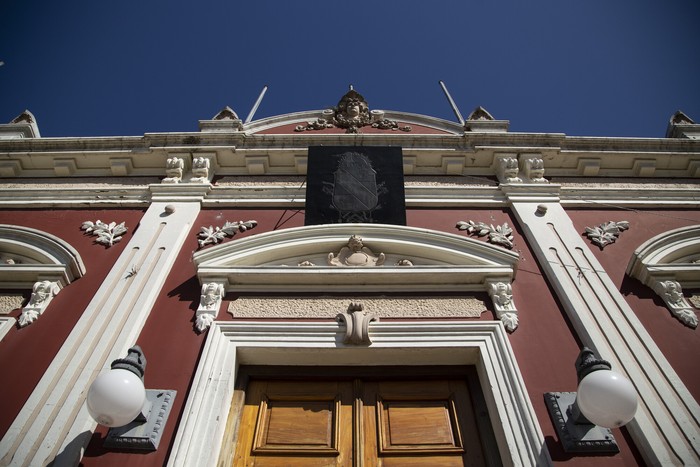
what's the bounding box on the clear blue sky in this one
[1,1,699,138]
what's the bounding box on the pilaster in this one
[505,188,700,466]
[0,188,203,466]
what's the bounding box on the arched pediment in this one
[241,110,462,135]
[627,225,700,328]
[194,224,519,293]
[0,224,85,288]
[627,225,700,287]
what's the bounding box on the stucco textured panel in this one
[0,294,24,314]
[228,296,487,319]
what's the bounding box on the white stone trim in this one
[0,317,15,341]
[0,224,85,289]
[168,321,549,467]
[627,224,700,287]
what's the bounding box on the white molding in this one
[0,317,15,341]
[0,224,85,288]
[168,321,550,467]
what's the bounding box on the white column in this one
[507,189,700,466]
[0,187,205,466]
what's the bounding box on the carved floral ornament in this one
[583,221,630,249]
[197,220,257,248]
[81,220,128,247]
[295,89,411,134]
[456,220,515,249]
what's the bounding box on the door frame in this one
[168,320,550,466]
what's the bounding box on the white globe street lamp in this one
[545,347,639,453]
[86,346,176,451]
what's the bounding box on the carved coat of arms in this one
[324,152,386,223]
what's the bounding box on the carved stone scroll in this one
[336,302,379,345]
[653,280,698,328]
[195,282,225,333]
[18,280,60,327]
[486,280,518,332]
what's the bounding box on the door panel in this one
[234,381,353,466]
[232,373,490,467]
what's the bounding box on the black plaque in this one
[305,146,406,226]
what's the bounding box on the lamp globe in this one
[87,368,146,427]
[577,369,638,429]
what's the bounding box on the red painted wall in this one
[0,208,145,440]
[567,208,700,404]
[81,207,645,465]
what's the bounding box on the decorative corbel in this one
[495,154,522,183]
[194,282,225,333]
[18,280,60,327]
[190,156,213,183]
[162,156,188,183]
[336,302,378,345]
[653,280,698,328]
[522,155,548,183]
[486,280,519,332]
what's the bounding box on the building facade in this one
[0,91,699,466]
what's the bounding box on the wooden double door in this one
[229,367,500,467]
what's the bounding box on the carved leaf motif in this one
[18,309,39,327]
[195,314,215,333]
[673,308,699,328]
[456,220,514,249]
[198,220,258,248]
[584,221,629,249]
[81,220,128,247]
[500,312,519,333]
